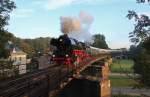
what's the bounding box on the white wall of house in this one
[18,64,26,74]
[10,52,27,74]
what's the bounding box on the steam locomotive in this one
[50,34,118,68]
[50,34,90,68]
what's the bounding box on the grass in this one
[110,59,139,87]
[110,59,134,73]
[110,76,138,87]
[112,94,140,97]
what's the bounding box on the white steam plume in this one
[60,11,94,43]
[60,16,81,34]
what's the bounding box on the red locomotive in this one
[50,34,90,68]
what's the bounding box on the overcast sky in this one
[8,0,150,49]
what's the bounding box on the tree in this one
[19,41,35,57]
[127,0,150,87]
[0,0,16,79]
[13,37,51,57]
[23,37,50,55]
[0,31,14,58]
[0,0,16,58]
[0,0,16,31]
[13,37,35,58]
[132,45,150,86]
[136,0,150,3]
[143,37,150,53]
[92,34,109,49]
[127,10,150,44]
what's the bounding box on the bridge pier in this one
[55,58,111,97]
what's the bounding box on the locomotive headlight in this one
[52,54,55,57]
[60,39,62,42]
[66,54,69,57]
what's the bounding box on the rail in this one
[0,64,74,97]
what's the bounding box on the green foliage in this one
[0,0,16,58]
[0,0,16,31]
[136,0,150,3]
[112,94,140,97]
[127,1,150,87]
[128,38,150,87]
[143,37,150,53]
[92,34,109,49]
[128,36,150,87]
[0,31,14,58]
[27,37,50,54]
[0,59,13,69]
[13,37,51,58]
[0,59,18,79]
[129,45,138,59]
[127,10,150,44]
[133,44,150,87]
[13,37,35,58]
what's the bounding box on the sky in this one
[8,0,150,49]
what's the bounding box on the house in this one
[5,41,27,74]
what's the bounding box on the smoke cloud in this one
[60,11,94,43]
[60,16,81,34]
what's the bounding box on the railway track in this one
[0,64,68,97]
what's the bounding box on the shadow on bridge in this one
[55,78,100,97]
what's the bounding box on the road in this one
[112,87,150,96]
[110,73,150,96]
[110,73,140,78]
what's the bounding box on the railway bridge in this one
[0,55,112,97]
